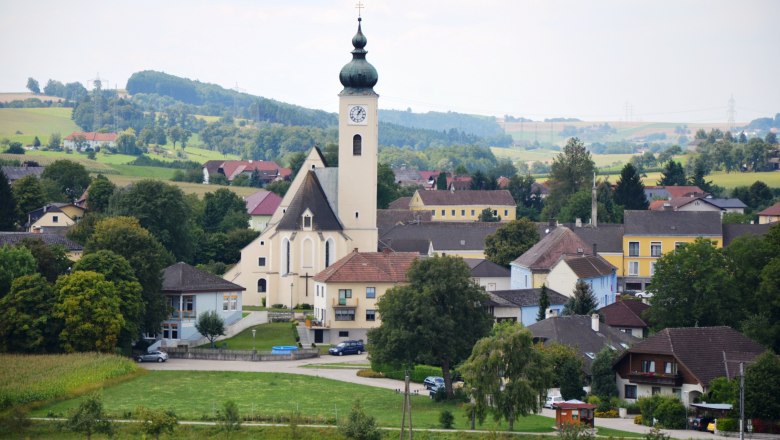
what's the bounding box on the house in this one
[224,18,381,308]
[408,189,517,222]
[598,299,650,338]
[545,254,618,308]
[0,232,84,260]
[722,223,774,246]
[311,250,418,344]
[202,160,292,184]
[621,211,722,292]
[649,197,746,215]
[486,287,569,325]
[379,221,503,259]
[613,326,765,406]
[63,132,117,151]
[758,202,780,224]
[25,203,86,233]
[244,190,283,232]
[376,209,431,237]
[528,314,638,378]
[1,165,44,184]
[464,258,510,291]
[447,175,472,191]
[510,226,591,289]
[644,185,706,202]
[159,262,245,346]
[568,223,625,277]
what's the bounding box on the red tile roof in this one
[245,191,282,216]
[663,186,706,198]
[513,226,591,271]
[417,190,515,206]
[313,250,418,283]
[219,160,287,181]
[758,202,780,217]
[65,132,117,142]
[599,299,649,328]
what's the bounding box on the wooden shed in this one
[554,401,597,428]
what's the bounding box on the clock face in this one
[348,105,367,124]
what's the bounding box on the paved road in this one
[141,356,732,439]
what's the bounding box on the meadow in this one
[197,322,297,350]
[0,107,80,145]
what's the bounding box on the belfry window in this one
[353,134,362,156]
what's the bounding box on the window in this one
[441,209,445,216]
[223,295,229,311]
[431,210,436,216]
[230,296,238,311]
[366,310,376,321]
[258,257,266,267]
[451,210,455,216]
[625,385,637,399]
[335,308,356,321]
[650,261,656,276]
[260,240,265,246]
[652,387,661,395]
[664,362,677,374]
[52,215,59,223]
[162,323,178,339]
[282,238,291,275]
[325,239,333,267]
[629,261,639,276]
[673,388,682,399]
[641,360,656,373]
[338,289,352,305]
[223,295,237,311]
[366,287,376,299]
[182,296,195,318]
[338,331,349,337]
[628,241,640,257]
[675,242,685,251]
[471,209,475,216]
[303,215,311,229]
[257,279,267,293]
[461,209,465,216]
[504,210,509,217]
[650,242,662,257]
[492,210,498,216]
[355,211,359,219]
[352,134,362,155]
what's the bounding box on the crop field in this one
[0,108,81,145]
[102,174,260,197]
[0,353,139,409]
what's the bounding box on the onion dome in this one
[339,17,378,95]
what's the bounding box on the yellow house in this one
[621,211,722,292]
[311,250,418,345]
[408,189,516,222]
[25,203,85,233]
[758,203,780,225]
[0,232,84,261]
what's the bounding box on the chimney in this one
[575,218,582,228]
[592,243,597,255]
[591,313,600,332]
[545,308,557,319]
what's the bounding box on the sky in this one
[1,0,778,123]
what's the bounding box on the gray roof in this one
[464,258,510,278]
[491,287,569,307]
[528,315,639,375]
[706,198,748,209]
[277,171,342,231]
[566,224,625,253]
[0,232,83,252]
[560,254,616,279]
[379,221,502,252]
[512,226,591,271]
[162,262,245,293]
[623,210,721,236]
[379,238,430,254]
[1,166,44,183]
[377,209,431,237]
[722,223,774,246]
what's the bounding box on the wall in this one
[622,235,722,278]
[412,203,516,222]
[510,265,533,289]
[166,346,319,361]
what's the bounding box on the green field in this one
[198,322,297,350]
[0,107,81,145]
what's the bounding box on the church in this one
[224,17,380,308]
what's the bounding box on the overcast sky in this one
[2,0,777,123]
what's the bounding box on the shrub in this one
[717,418,738,432]
[558,421,594,440]
[634,415,643,425]
[595,410,619,418]
[370,362,442,383]
[136,406,178,439]
[356,369,385,379]
[65,393,113,439]
[644,426,670,440]
[653,397,686,429]
[625,402,641,415]
[217,400,241,434]
[439,410,454,429]
[343,400,381,440]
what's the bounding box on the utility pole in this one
[739,362,745,440]
[399,369,413,439]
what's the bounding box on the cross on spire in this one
[355,1,364,17]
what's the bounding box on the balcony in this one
[333,297,359,308]
[169,310,197,320]
[627,371,683,386]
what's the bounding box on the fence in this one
[165,346,319,362]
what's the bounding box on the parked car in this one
[635,291,653,299]
[328,340,364,356]
[544,395,564,409]
[690,416,715,431]
[429,383,445,399]
[136,350,168,363]
[423,376,445,390]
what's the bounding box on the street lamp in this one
[251,328,256,351]
[290,283,294,314]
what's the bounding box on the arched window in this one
[325,238,334,268]
[258,279,267,293]
[352,134,362,156]
[281,237,291,275]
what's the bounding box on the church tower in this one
[337,17,378,252]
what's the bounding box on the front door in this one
[314,329,323,344]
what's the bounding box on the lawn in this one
[30,371,555,432]
[198,322,297,350]
[101,174,260,197]
[0,107,81,145]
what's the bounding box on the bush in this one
[343,400,381,440]
[217,400,241,434]
[595,410,619,418]
[370,362,443,383]
[625,402,641,415]
[717,418,738,432]
[558,421,595,440]
[634,415,643,425]
[654,397,686,429]
[356,369,385,379]
[645,426,670,440]
[439,410,454,429]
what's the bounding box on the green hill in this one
[0,107,80,145]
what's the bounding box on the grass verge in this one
[197,322,297,350]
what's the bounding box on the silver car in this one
[136,350,168,363]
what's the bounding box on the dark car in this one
[136,350,168,363]
[690,416,715,431]
[328,340,364,356]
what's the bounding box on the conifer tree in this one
[0,169,18,231]
[657,160,687,186]
[537,285,550,322]
[562,280,598,316]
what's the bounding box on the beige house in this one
[25,203,85,233]
[758,202,780,224]
[310,250,417,344]
[408,189,516,222]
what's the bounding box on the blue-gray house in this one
[160,262,245,345]
[546,254,618,308]
[486,287,569,326]
[510,226,592,289]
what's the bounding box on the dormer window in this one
[303,216,311,229]
[301,209,313,231]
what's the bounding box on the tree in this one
[73,250,144,350]
[65,394,113,440]
[748,181,773,210]
[562,280,598,316]
[287,151,307,179]
[135,406,178,440]
[54,271,124,353]
[85,174,115,213]
[478,207,499,222]
[543,137,595,218]
[537,343,582,388]
[12,174,45,224]
[323,142,339,167]
[590,347,618,400]
[461,322,550,430]
[368,255,493,396]
[537,285,550,322]
[507,174,543,217]
[688,158,714,193]
[0,245,37,298]
[84,216,173,333]
[41,159,91,202]
[745,351,780,420]
[202,188,250,233]
[0,169,19,230]
[0,274,58,353]
[115,130,140,155]
[484,218,540,267]
[5,142,24,154]
[216,400,241,434]
[559,355,585,401]
[265,180,290,197]
[167,126,184,148]
[766,132,778,145]
[657,160,686,186]
[109,179,195,261]
[19,238,70,283]
[436,171,448,190]
[647,238,736,330]
[343,400,381,440]
[196,310,225,348]
[33,136,41,148]
[26,77,40,94]
[48,132,61,149]
[377,162,401,209]
[613,163,648,210]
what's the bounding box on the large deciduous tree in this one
[41,160,91,202]
[368,255,493,396]
[12,175,45,224]
[19,238,71,283]
[0,169,18,231]
[461,322,550,430]
[54,271,124,353]
[201,188,249,233]
[562,280,598,316]
[590,347,619,400]
[484,218,540,267]
[26,77,40,94]
[559,355,586,401]
[745,351,780,420]
[85,175,116,213]
[196,310,225,348]
[377,162,401,209]
[0,245,37,298]
[542,137,595,219]
[613,163,648,210]
[0,274,59,353]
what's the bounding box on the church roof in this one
[313,250,418,283]
[339,17,378,96]
[162,262,245,293]
[277,170,342,231]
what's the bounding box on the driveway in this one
[141,357,733,439]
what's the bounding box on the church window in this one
[355,211,359,219]
[258,257,266,267]
[282,238,291,275]
[303,215,312,229]
[325,239,334,267]
[353,134,362,156]
[258,279,267,293]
